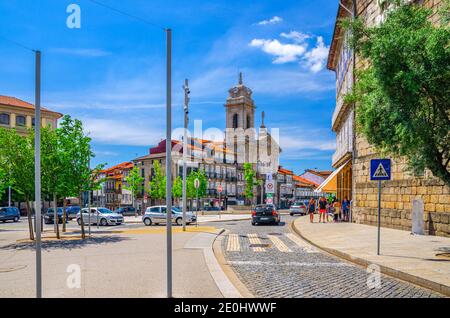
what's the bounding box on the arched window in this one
[247,115,251,129]
[16,115,26,127]
[232,113,239,129]
[0,113,10,125]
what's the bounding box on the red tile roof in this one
[278,167,294,175]
[0,95,63,117]
[293,175,319,188]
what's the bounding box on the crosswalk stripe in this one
[286,233,318,253]
[227,234,240,252]
[268,235,292,253]
[247,233,265,252]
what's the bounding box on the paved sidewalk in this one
[0,227,224,297]
[293,216,450,296]
[124,214,251,224]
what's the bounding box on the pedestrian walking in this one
[307,197,316,223]
[333,199,341,222]
[318,197,327,223]
[342,198,350,222]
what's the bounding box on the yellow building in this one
[328,0,450,237]
[0,95,62,134]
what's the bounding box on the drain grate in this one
[226,223,237,226]
[249,243,271,248]
[268,233,283,236]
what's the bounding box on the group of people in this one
[306,197,351,223]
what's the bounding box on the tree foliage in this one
[243,163,258,201]
[148,160,166,201]
[343,2,450,186]
[124,166,144,202]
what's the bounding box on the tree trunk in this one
[62,198,67,233]
[53,193,60,239]
[26,200,34,241]
[79,194,86,239]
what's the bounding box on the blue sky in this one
[0,0,339,175]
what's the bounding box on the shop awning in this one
[314,160,351,193]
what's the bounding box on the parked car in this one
[289,202,308,216]
[251,204,280,226]
[66,206,80,220]
[44,208,68,224]
[0,207,20,223]
[114,206,136,216]
[204,206,221,212]
[76,207,124,226]
[142,206,197,226]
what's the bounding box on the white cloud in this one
[256,16,283,26]
[83,117,164,146]
[249,39,307,64]
[303,36,330,73]
[51,48,111,57]
[280,31,311,44]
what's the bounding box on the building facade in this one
[0,95,62,134]
[329,0,450,236]
[94,162,134,211]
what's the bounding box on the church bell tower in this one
[225,72,256,130]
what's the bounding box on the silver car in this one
[76,207,124,226]
[142,206,197,226]
[289,202,307,216]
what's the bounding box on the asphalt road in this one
[216,215,443,298]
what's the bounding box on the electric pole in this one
[182,79,190,232]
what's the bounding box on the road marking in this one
[286,233,318,253]
[227,234,240,252]
[247,233,265,252]
[267,235,292,253]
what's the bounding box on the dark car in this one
[0,207,21,223]
[204,206,220,212]
[66,206,80,220]
[44,208,68,224]
[114,206,136,216]
[251,204,280,226]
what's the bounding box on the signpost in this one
[194,178,200,227]
[370,159,391,255]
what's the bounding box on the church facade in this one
[133,73,281,209]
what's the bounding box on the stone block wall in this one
[351,0,449,237]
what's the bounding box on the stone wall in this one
[352,0,450,237]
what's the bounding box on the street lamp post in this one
[165,28,173,299]
[182,79,190,232]
[34,50,42,299]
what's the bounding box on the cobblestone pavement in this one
[215,216,444,298]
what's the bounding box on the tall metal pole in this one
[34,50,42,298]
[182,79,189,232]
[88,157,91,237]
[165,28,173,299]
[377,180,381,255]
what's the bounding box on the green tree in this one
[0,128,35,240]
[172,176,183,204]
[0,167,6,199]
[41,126,62,238]
[186,169,207,210]
[58,115,104,239]
[343,2,450,186]
[243,163,258,205]
[124,166,144,215]
[148,160,166,203]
